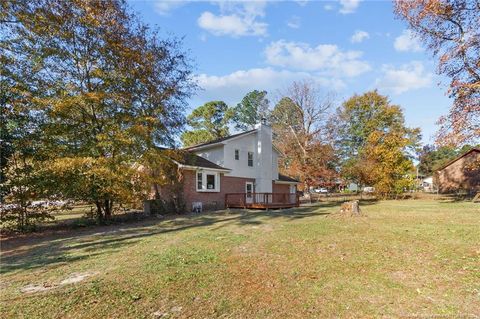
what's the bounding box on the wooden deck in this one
[225,193,300,209]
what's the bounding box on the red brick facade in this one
[153,169,297,212]
[181,170,255,211]
[435,149,480,194]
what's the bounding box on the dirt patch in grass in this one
[21,271,99,294]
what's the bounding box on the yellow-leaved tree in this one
[1,0,196,224]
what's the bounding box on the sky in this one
[128,0,453,145]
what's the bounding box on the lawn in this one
[1,200,479,318]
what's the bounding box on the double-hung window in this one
[247,152,254,167]
[196,170,220,192]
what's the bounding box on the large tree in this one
[334,91,420,196]
[1,0,195,220]
[233,90,270,131]
[394,0,479,146]
[181,101,234,147]
[270,80,336,189]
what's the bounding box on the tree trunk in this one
[339,200,362,217]
[104,199,112,219]
[95,201,103,220]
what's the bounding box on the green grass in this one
[1,200,479,318]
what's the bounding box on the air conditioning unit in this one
[192,202,202,213]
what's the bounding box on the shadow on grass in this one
[0,200,376,274]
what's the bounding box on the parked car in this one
[314,188,328,193]
[362,186,375,193]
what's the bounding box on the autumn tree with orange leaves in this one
[270,81,337,190]
[394,0,479,146]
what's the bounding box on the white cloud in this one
[339,0,361,14]
[350,30,369,43]
[394,30,423,52]
[294,0,309,6]
[375,61,433,94]
[324,4,334,11]
[197,1,268,37]
[287,16,301,29]
[154,1,186,16]
[264,40,371,77]
[195,67,345,104]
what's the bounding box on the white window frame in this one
[234,149,239,160]
[196,170,220,192]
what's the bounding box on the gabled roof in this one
[156,147,230,171]
[184,129,257,150]
[276,173,300,183]
[436,148,480,171]
[174,152,229,171]
[183,128,285,156]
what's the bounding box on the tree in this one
[394,0,480,146]
[270,80,336,189]
[181,101,234,147]
[417,144,458,175]
[233,90,270,131]
[359,131,416,197]
[0,153,59,231]
[334,91,420,196]
[1,0,195,220]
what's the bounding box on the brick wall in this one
[154,169,298,212]
[182,170,255,212]
[435,150,480,193]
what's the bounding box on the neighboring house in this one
[421,176,433,192]
[151,122,300,212]
[434,148,480,194]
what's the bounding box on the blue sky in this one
[129,0,453,144]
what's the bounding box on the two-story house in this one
[154,122,299,211]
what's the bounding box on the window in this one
[234,149,239,160]
[196,170,220,192]
[248,152,254,167]
[206,174,215,189]
[197,172,202,190]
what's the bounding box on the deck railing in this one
[225,192,300,209]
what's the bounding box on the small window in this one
[206,174,215,190]
[248,152,254,167]
[197,172,203,190]
[235,149,239,160]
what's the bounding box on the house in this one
[150,122,300,212]
[421,176,433,192]
[434,148,480,194]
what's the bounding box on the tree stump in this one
[338,200,363,217]
[473,193,480,203]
